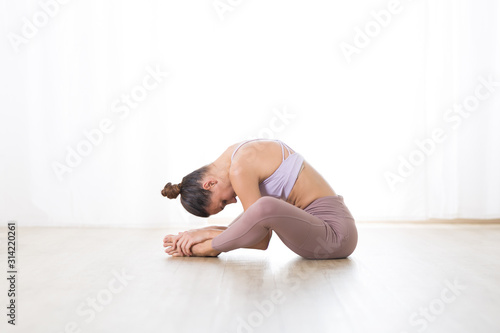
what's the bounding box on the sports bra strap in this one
[282,142,292,158]
[230,139,293,162]
[230,139,260,161]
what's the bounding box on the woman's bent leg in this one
[211,196,354,259]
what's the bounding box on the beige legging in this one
[211,196,358,259]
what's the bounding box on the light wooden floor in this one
[1,223,499,333]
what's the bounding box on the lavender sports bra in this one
[230,139,305,200]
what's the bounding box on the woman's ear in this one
[202,179,218,190]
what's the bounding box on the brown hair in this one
[161,166,212,217]
[162,183,182,199]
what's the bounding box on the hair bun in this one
[162,182,182,199]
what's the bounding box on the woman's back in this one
[227,139,336,209]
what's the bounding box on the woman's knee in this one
[246,196,283,221]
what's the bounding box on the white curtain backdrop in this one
[1,0,499,227]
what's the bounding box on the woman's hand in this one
[177,229,210,256]
[164,229,211,256]
[163,233,184,256]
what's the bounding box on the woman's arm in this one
[229,152,263,212]
[166,228,223,256]
[199,226,228,231]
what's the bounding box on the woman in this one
[162,139,357,259]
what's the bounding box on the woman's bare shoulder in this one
[229,140,273,164]
[229,140,282,181]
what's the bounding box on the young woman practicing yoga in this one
[162,139,357,259]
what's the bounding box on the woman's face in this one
[205,181,238,215]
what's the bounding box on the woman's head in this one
[162,166,212,217]
[162,165,237,217]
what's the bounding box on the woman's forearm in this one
[204,228,225,239]
[199,226,228,231]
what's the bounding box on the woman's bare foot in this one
[191,239,221,257]
[163,234,184,256]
